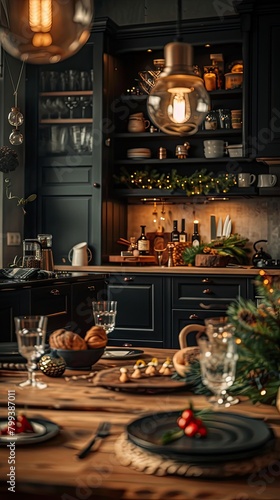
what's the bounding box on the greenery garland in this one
[114,166,237,196]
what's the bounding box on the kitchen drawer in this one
[172,276,247,308]
[30,284,71,335]
[0,288,30,342]
[171,309,228,349]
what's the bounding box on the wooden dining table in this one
[0,347,280,500]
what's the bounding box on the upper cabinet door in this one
[249,2,280,157]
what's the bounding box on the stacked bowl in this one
[127,148,151,160]
[203,140,224,158]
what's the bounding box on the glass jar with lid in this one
[204,111,218,130]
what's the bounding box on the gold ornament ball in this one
[38,352,66,378]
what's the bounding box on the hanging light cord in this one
[176,0,183,42]
[4,55,25,107]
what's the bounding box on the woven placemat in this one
[115,432,280,478]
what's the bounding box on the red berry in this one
[184,421,199,437]
[197,426,208,438]
[193,418,203,429]
[177,417,187,429]
[181,409,194,425]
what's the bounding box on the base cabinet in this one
[170,276,249,349]
[106,274,164,347]
[0,276,106,342]
[0,288,30,342]
[71,277,107,336]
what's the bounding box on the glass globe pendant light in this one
[0,0,94,64]
[147,1,210,136]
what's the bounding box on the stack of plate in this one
[127,148,151,160]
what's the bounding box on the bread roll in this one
[85,326,107,349]
[49,329,87,350]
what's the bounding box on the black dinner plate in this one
[0,418,60,446]
[127,411,275,463]
[102,348,144,359]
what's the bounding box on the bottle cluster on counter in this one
[171,219,199,247]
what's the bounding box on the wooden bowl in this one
[172,347,200,377]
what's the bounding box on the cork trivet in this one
[115,432,280,478]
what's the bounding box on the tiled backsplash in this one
[127,197,280,260]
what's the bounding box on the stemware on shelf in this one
[64,96,79,118]
[197,317,239,407]
[14,315,48,389]
[92,301,117,335]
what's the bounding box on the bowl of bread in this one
[49,326,107,369]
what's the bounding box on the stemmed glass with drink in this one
[14,316,48,389]
[92,301,117,335]
[197,317,239,407]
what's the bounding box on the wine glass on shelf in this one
[14,316,48,389]
[79,96,91,118]
[92,301,117,335]
[197,318,239,407]
[64,96,79,118]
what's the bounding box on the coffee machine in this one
[37,234,54,271]
[22,239,42,268]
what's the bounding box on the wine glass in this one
[65,96,79,118]
[198,321,238,407]
[14,316,48,389]
[92,301,117,335]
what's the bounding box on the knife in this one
[222,215,230,237]
[226,219,232,237]
[216,217,222,238]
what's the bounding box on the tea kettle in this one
[252,240,272,267]
[68,242,92,266]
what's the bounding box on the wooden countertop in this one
[1,347,280,499]
[55,264,280,276]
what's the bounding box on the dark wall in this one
[94,0,236,26]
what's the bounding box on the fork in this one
[77,421,111,459]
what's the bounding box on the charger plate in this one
[114,411,278,478]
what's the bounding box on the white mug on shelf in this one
[257,174,277,187]
[237,173,256,187]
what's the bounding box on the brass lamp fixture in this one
[0,0,94,64]
[147,0,210,135]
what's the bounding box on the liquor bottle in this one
[179,219,187,242]
[171,220,179,242]
[137,225,150,255]
[192,220,201,247]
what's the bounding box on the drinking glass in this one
[198,319,238,407]
[14,316,48,389]
[92,301,117,335]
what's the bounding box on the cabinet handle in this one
[50,289,60,295]
[123,277,134,282]
[189,314,199,320]
[123,343,132,347]
[201,278,212,283]
[199,302,228,310]
[202,288,213,295]
[88,286,96,291]
[93,183,100,188]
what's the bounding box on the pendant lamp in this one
[0,0,94,64]
[147,0,210,135]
